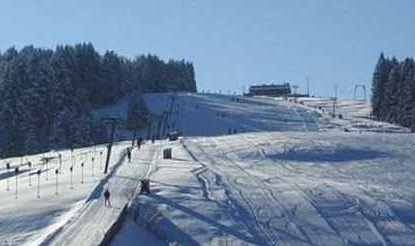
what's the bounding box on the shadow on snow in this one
[267,147,388,163]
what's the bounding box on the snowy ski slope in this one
[111,93,415,246]
[293,97,409,133]
[0,144,123,245]
[1,92,414,246]
[144,93,318,135]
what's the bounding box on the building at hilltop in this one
[245,83,291,97]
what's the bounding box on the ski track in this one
[244,136,381,244]
[187,138,314,246]
[243,135,415,246]
[241,136,351,244]
[219,138,335,246]
[183,134,415,246]
[216,137,324,245]
[185,140,273,245]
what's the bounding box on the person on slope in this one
[127,148,132,163]
[104,188,111,207]
[137,136,143,147]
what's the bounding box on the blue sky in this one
[0,0,414,97]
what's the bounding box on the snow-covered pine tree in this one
[24,46,55,151]
[396,58,415,127]
[100,51,124,105]
[74,43,101,106]
[74,112,94,147]
[0,52,27,157]
[126,89,148,130]
[0,43,196,157]
[383,58,401,123]
[372,53,387,119]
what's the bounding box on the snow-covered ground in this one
[292,97,409,133]
[0,144,124,245]
[41,141,160,246]
[111,94,415,246]
[143,93,318,136]
[180,132,415,245]
[114,131,415,246]
[2,93,414,246]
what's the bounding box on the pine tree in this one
[126,89,148,130]
[396,58,414,127]
[0,55,26,157]
[100,51,124,105]
[384,58,401,123]
[372,53,386,119]
[0,43,196,157]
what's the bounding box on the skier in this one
[104,188,111,207]
[127,148,132,162]
[139,179,150,194]
[137,136,143,149]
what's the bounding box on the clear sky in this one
[0,0,414,97]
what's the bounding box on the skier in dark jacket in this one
[104,189,111,207]
[127,148,132,162]
[137,137,143,149]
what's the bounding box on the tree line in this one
[372,52,415,130]
[0,43,197,157]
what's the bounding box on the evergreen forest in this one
[372,53,415,131]
[0,43,197,157]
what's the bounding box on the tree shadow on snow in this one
[170,157,190,162]
[390,202,415,227]
[0,168,31,181]
[151,180,200,192]
[148,193,324,246]
[149,194,259,245]
[267,147,388,163]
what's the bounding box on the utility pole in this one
[306,76,310,96]
[334,83,338,99]
[147,115,152,140]
[58,153,62,173]
[132,128,137,147]
[45,159,49,181]
[15,167,19,199]
[162,111,168,137]
[6,162,10,191]
[81,162,84,183]
[332,83,338,116]
[101,118,117,174]
[162,95,176,136]
[70,166,73,189]
[157,117,162,139]
[55,169,59,195]
[168,96,175,120]
[91,157,95,176]
[100,151,103,170]
[28,161,32,187]
[37,170,41,198]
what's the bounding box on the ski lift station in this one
[245,83,291,97]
